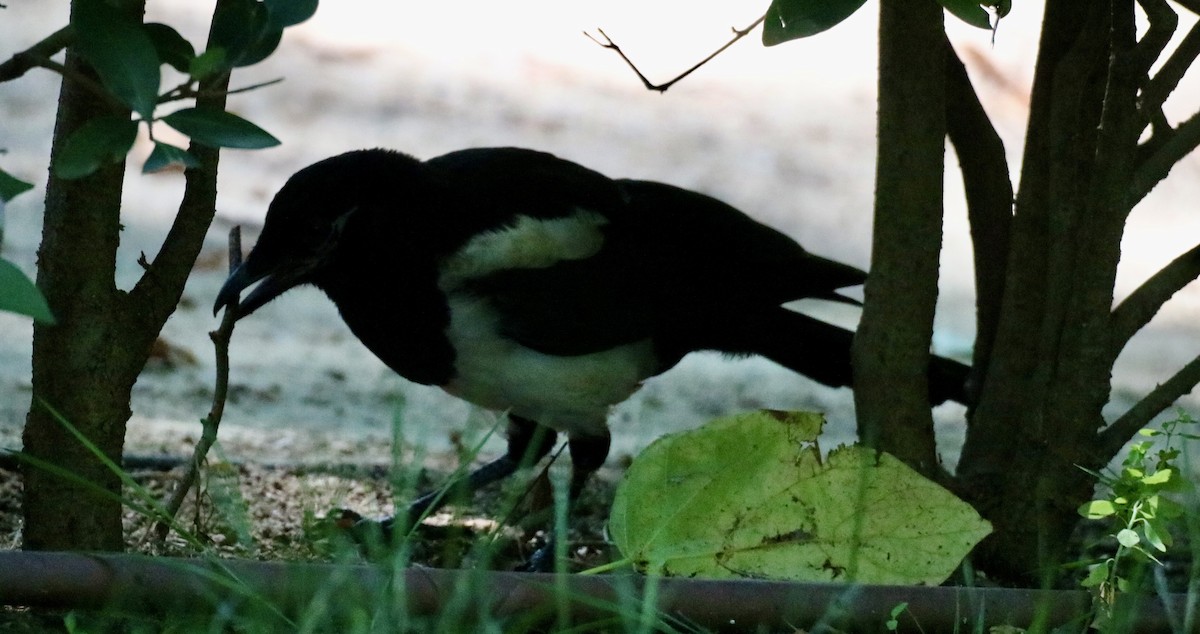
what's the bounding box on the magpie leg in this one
[521,430,611,572]
[366,416,557,542]
[567,430,611,500]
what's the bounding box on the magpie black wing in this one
[462,229,661,357]
[613,180,867,306]
[457,177,867,361]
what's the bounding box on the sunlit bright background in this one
[1,1,1198,468]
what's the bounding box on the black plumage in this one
[214,147,968,566]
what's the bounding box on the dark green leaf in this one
[1080,562,1109,588]
[161,107,280,149]
[939,0,992,29]
[211,0,283,68]
[144,22,195,73]
[142,141,201,173]
[74,0,161,118]
[1117,528,1140,548]
[0,169,33,203]
[235,27,282,67]
[0,257,54,323]
[1142,518,1170,552]
[54,115,138,180]
[763,0,868,46]
[189,48,228,81]
[265,0,318,28]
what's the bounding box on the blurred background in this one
[1,0,1198,470]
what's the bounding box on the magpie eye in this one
[329,207,357,237]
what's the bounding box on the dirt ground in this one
[2,0,1200,576]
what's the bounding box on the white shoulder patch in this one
[439,209,607,289]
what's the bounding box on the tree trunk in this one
[22,0,228,551]
[956,0,1138,583]
[22,37,139,550]
[853,0,946,476]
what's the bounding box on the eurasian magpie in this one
[214,147,969,565]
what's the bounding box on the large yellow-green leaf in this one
[609,410,991,585]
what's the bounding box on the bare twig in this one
[0,26,123,113]
[1108,242,1200,362]
[152,226,242,543]
[0,26,72,82]
[1100,354,1200,456]
[18,53,127,112]
[585,14,766,93]
[155,77,195,104]
[156,76,281,105]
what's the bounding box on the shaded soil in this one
[0,437,623,573]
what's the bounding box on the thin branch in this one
[1142,19,1200,115]
[16,53,127,112]
[1100,354,1200,456]
[155,77,196,104]
[1108,241,1200,361]
[153,227,242,543]
[943,36,1013,410]
[1131,0,1177,82]
[199,76,282,99]
[585,14,766,93]
[0,25,72,82]
[1131,108,1200,203]
[1130,9,1200,205]
[156,75,280,105]
[1176,0,1200,15]
[127,0,234,336]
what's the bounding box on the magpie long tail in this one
[725,308,972,406]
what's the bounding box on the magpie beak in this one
[213,256,315,319]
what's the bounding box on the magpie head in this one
[214,149,421,319]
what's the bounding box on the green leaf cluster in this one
[1077,411,1199,621]
[2,0,315,320]
[762,0,1013,46]
[55,0,316,180]
[609,410,991,584]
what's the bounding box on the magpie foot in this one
[330,508,396,559]
[515,532,559,572]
